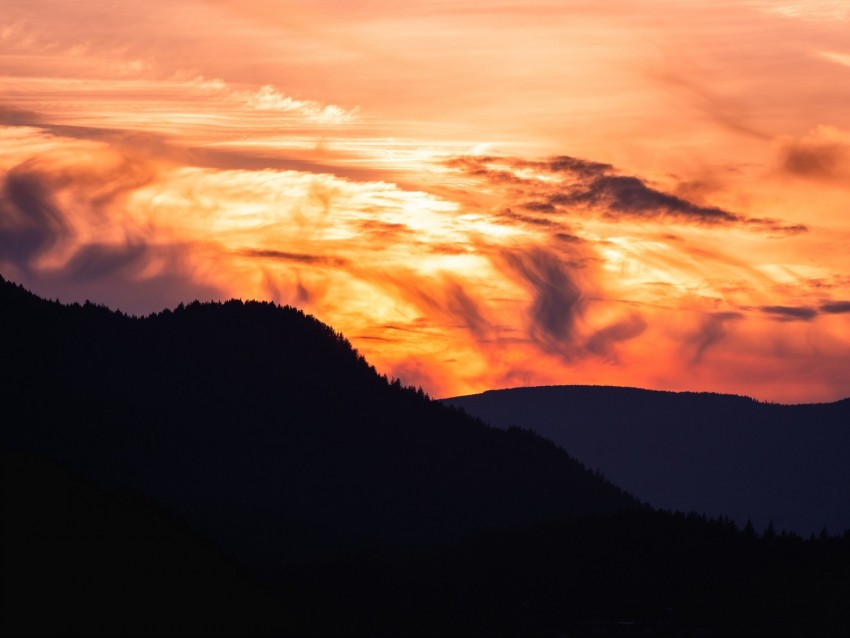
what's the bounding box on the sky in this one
[2,0,850,403]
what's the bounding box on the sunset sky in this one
[2,0,850,403]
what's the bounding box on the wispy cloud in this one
[449,155,808,234]
[760,305,818,321]
[499,246,586,356]
[820,301,850,314]
[2,0,850,402]
[240,85,358,124]
[0,162,72,271]
[777,126,850,182]
[237,248,349,267]
[687,311,744,365]
[818,51,850,68]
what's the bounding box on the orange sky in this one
[2,0,850,402]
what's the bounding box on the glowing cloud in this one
[1,0,850,403]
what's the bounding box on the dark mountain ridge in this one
[444,385,850,535]
[0,275,635,573]
[4,275,850,636]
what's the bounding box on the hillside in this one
[0,275,636,574]
[3,275,850,635]
[444,385,850,535]
[2,447,286,636]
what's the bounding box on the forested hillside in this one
[3,275,850,636]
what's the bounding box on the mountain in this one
[443,385,850,535]
[0,274,635,573]
[3,275,850,636]
[2,446,285,637]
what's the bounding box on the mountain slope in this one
[443,385,850,535]
[0,276,636,576]
[3,276,850,635]
[2,446,286,636]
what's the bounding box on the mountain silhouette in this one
[2,446,285,636]
[0,274,635,573]
[444,385,850,535]
[3,274,850,635]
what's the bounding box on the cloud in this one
[7,240,223,316]
[499,208,560,228]
[760,305,818,321]
[820,301,850,314]
[0,102,382,182]
[688,311,744,365]
[239,85,358,125]
[237,249,349,267]
[0,106,48,127]
[546,155,612,177]
[499,247,585,354]
[450,154,807,234]
[447,280,494,338]
[559,174,740,225]
[778,126,850,181]
[553,232,584,244]
[373,273,494,342]
[184,147,386,182]
[0,139,220,315]
[61,242,150,281]
[585,313,647,361]
[742,218,809,234]
[650,68,771,140]
[818,51,850,68]
[0,162,72,270]
[756,2,850,22]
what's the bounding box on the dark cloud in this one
[0,152,218,316]
[443,280,490,338]
[0,146,155,275]
[499,209,559,227]
[0,163,72,271]
[500,247,584,352]
[689,311,743,365]
[760,305,818,321]
[545,155,612,177]
[237,249,349,267]
[781,138,848,181]
[10,241,223,316]
[553,232,584,244]
[0,106,48,127]
[295,279,311,304]
[585,313,647,361]
[443,156,531,186]
[522,201,557,213]
[561,175,740,224]
[820,301,850,314]
[62,242,150,281]
[450,154,808,234]
[743,217,809,235]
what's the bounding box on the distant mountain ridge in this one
[444,385,850,535]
